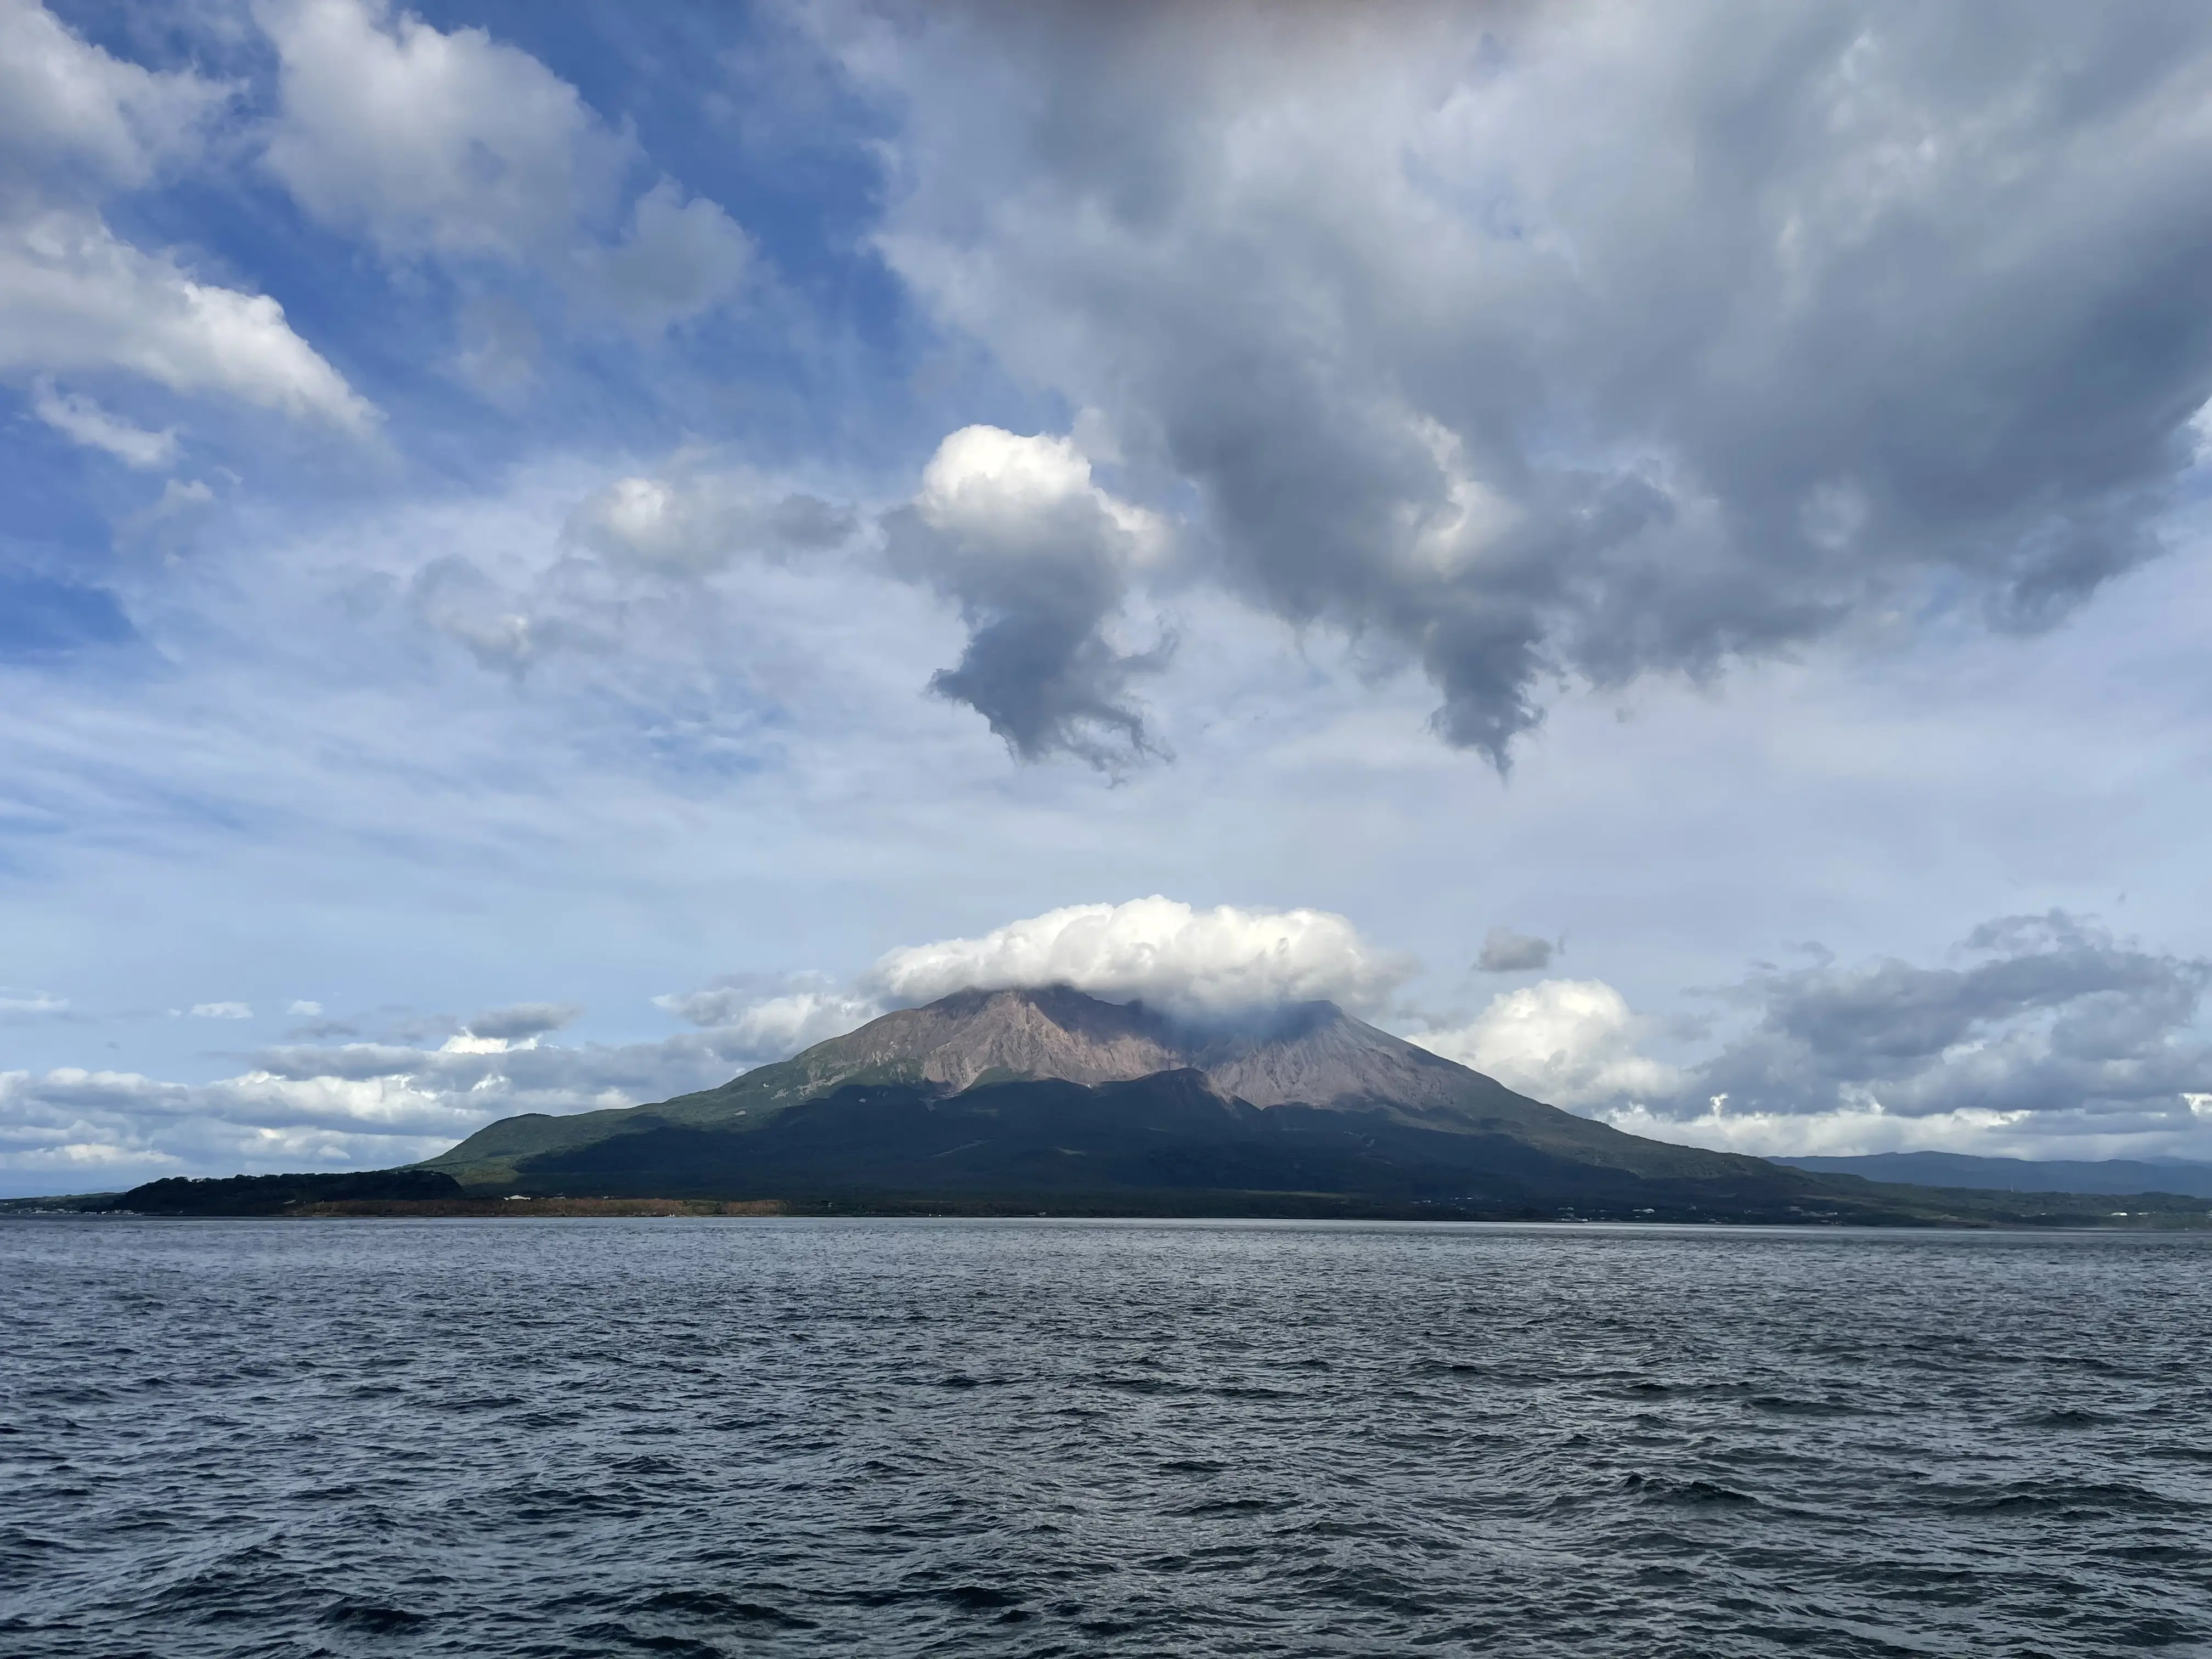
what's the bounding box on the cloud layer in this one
[260,0,749,333]
[871,896,1413,1016]
[0,994,828,1193]
[1412,978,1681,1108]
[1420,911,2212,1159]
[0,0,373,430]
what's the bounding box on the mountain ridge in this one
[421,985,1772,1193]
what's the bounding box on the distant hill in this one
[0,1170,463,1216]
[1772,1152,2212,1200]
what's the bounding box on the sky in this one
[5,0,2212,1195]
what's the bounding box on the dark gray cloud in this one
[1477,928,1555,973]
[882,425,1170,766]
[852,1,2212,765]
[1678,912,2212,1131]
[465,1001,583,1042]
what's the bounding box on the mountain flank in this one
[422,986,1765,1199]
[393,987,2208,1226]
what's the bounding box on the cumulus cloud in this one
[0,0,228,192]
[31,379,177,467]
[1410,978,1681,1108]
[0,1061,524,1190]
[258,0,630,263]
[884,425,1173,765]
[0,977,877,1192]
[1673,913,2212,1137]
[259,0,748,331]
[1419,911,2212,1159]
[654,974,881,1054]
[0,208,383,421]
[404,554,549,674]
[0,989,68,1019]
[579,179,753,336]
[842,1,2212,765]
[871,895,1412,1016]
[566,468,854,574]
[0,5,372,429]
[184,1001,253,1020]
[1477,927,1555,973]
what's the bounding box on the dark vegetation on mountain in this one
[101,1170,461,1215]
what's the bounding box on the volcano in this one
[419,986,1830,1220]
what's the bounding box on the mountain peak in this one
[792,984,1187,1094]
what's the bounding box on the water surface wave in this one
[3,1218,2208,1656]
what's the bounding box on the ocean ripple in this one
[2,1217,2209,1656]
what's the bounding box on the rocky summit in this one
[416,986,1841,1220]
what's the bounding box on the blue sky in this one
[5,0,2212,1193]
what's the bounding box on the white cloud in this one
[287,999,323,1017]
[0,989,67,1017]
[0,5,373,431]
[258,0,750,332]
[579,178,753,335]
[912,425,1166,561]
[0,0,229,189]
[0,208,375,430]
[186,1001,253,1019]
[31,378,178,467]
[566,467,853,574]
[656,979,882,1053]
[1408,978,1683,1107]
[870,895,1413,1015]
[1595,1098,2212,1165]
[258,0,630,263]
[118,475,216,544]
[1652,912,2212,1133]
[0,1009,790,1192]
[0,1062,488,1189]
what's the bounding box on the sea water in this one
[3,1217,2208,1657]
